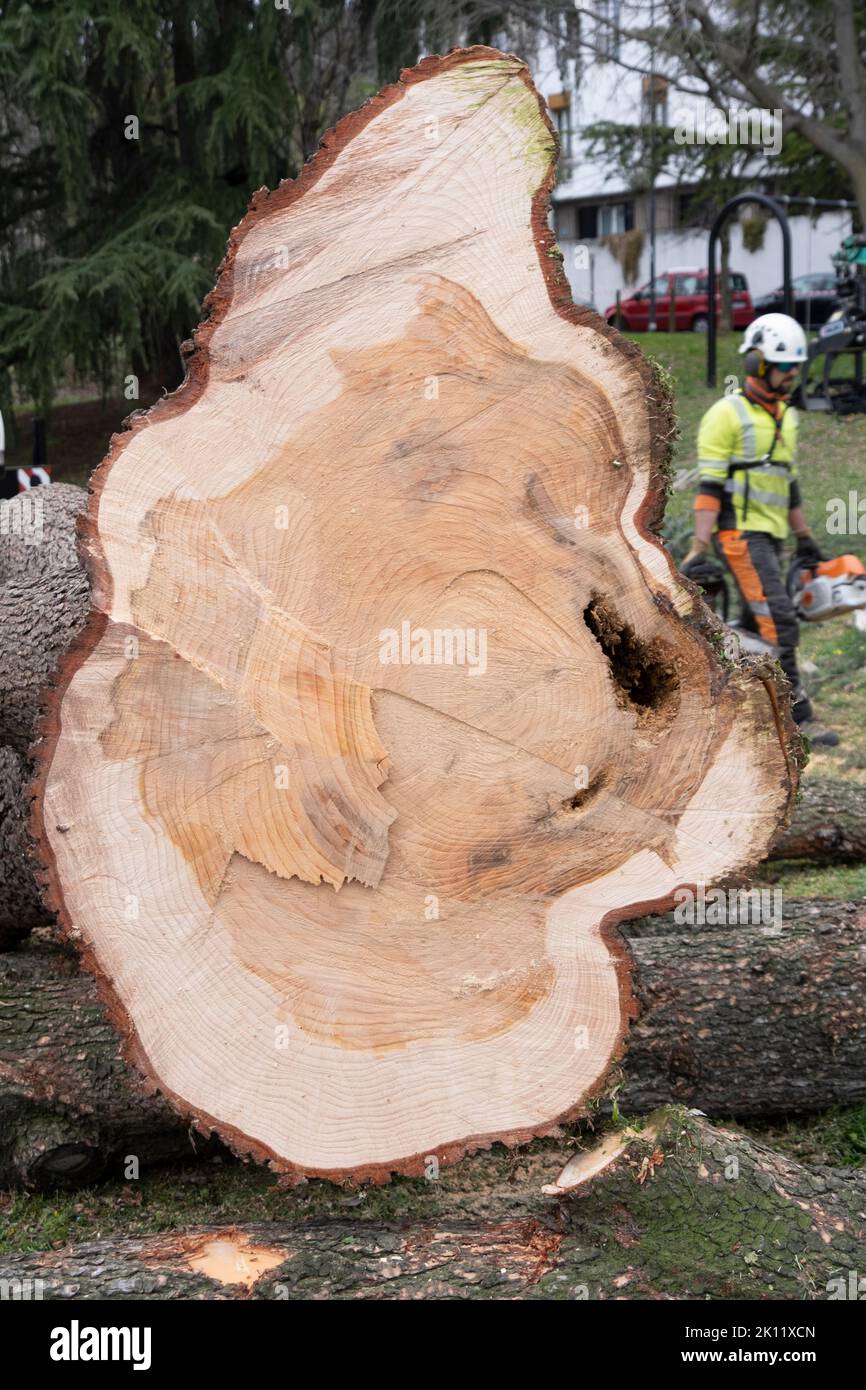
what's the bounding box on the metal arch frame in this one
[707,192,792,387]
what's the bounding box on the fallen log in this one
[623,893,863,937]
[0,484,90,757]
[1,1109,863,1299]
[770,777,866,864]
[3,907,863,1189]
[30,46,797,1183]
[0,747,47,949]
[0,934,225,1189]
[620,904,866,1115]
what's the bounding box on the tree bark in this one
[0,934,224,1189]
[770,777,866,864]
[1,1109,864,1299]
[0,747,45,949]
[2,906,863,1189]
[619,905,866,1115]
[29,46,797,1184]
[0,483,90,757]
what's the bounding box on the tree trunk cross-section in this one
[34,48,798,1182]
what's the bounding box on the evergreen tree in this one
[0,1,494,419]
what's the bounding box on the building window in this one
[575,201,634,239]
[641,75,669,126]
[598,202,633,235]
[554,203,577,240]
[578,205,599,240]
[548,92,573,165]
[678,191,696,226]
[596,0,622,62]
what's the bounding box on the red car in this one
[606,268,754,332]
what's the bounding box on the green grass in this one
[755,860,866,898]
[0,1161,285,1255]
[626,331,866,772]
[742,1105,866,1170]
[630,331,866,896]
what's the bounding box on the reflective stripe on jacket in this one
[696,390,798,540]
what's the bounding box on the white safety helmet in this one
[739,313,808,366]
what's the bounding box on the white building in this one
[525,10,852,320]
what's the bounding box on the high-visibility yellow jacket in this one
[696,390,799,540]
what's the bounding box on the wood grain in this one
[33,47,798,1181]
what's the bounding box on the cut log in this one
[0,484,90,757]
[623,892,864,937]
[620,904,866,1114]
[32,47,798,1182]
[5,767,858,952]
[5,907,863,1188]
[0,483,90,943]
[0,933,225,1189]
[0,747,47,949]
[2,495,855,967]
[2,1109,864,1299]
[770,777,866,864]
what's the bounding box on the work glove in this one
[681,537,709,570]
[794,532,825,568]
[681,554,726,590]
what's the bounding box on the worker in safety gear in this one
[681,312,839,747]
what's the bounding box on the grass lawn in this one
[625,330,866,790]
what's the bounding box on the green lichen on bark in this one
[643,352,680,501]
[4,1107,865,1299]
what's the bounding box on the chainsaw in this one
[681,550,866,660]
[786,553,866,622]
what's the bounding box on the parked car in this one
[751,272,838,327]
[605,268,754,332]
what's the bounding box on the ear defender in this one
[743,347,765,376]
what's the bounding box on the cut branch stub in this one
[34,47,798,1182]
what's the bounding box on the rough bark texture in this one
[2,906,863,1189]
[1,1109,863,1299]
[0,484,90,757]
[31,45,797,1184]
[0,933,224,1189]
[770,777,866,864]
[0,747,46,949]
[623,893,864,937]
[620,906,866,1115]
[0,484,92,945]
